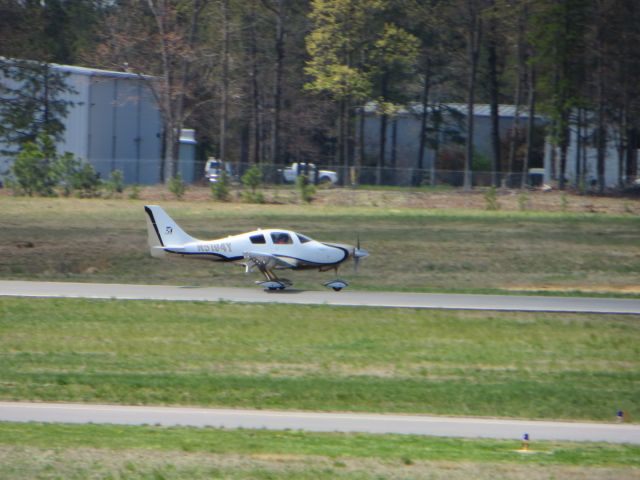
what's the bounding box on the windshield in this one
[296,233,312,244]
[271,232,292,244]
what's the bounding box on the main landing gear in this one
[255,264,348,292]
[257,278,292,291]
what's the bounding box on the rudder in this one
[144,205,198,256]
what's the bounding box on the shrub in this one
[241,164,262,194]
[11,134,101,197]
[242,190,265,204]
[12,135,59,196]
[484,186,500,211]
[168,172,186,199]
[128,184,141,200]
[104,169,125,196]
[54,152,81,197]
[296,173,316,203]
[72,162,101,197]
[517,191,529,211]
[210,170,230,201]
[241,165,264,203]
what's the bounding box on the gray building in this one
[362,103,545,185]
[178,128,198,183]
[544,120,638,189]
[1,62,199,186]
[54,64,163,184]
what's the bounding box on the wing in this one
[243,251,296,272]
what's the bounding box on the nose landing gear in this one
[324,279,348,291]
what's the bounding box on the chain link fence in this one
[196,160,546,189]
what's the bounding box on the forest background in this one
[1,0,639,192]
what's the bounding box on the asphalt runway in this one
[2,280,640,313]
[1,402,639,444]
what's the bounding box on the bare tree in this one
[219,0,230,165]
[95,1,215,182]
[486,0,502,187]
[462,0,485,191]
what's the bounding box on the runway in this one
[2,280,640,314]
[1,402,638,444]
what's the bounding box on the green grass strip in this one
[1,297,638,421]
[1,422,638,467]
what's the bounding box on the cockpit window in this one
[271,232,292,244]
[250,234,266,244]
[297,234,312,244]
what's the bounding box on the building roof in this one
[53,63,150,80]
[365,102,544,120]
[0,57,146,80]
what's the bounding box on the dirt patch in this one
[24,184,637,215]
[507,284,640,294]
[1,446,635,480]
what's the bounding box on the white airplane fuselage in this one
[159,229,349,270]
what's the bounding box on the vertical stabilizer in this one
[144,206,198,256]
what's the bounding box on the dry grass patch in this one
[1,423,639,480]
[2,194,640,294]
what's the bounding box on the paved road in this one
[2,280,640,314]
[1,402,638,444]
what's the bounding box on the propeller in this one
[353,234,369,272]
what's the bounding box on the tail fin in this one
[144,205,197,257]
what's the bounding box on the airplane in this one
[144,205,369,291]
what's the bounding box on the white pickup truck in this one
[282,163,338,185]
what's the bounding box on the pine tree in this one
[530,0,589,190]
[0,59,75,155]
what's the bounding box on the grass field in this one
[1,194,640,294]
[2,297,638,421]
[1,422,638,479]
[1,191,639,477]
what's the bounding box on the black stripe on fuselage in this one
[144,206,164,247]
[164,250,243,262]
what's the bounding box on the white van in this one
[204,158,224,183]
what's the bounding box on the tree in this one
[591,0,640,188]
[305,0,382,182]
[219,0,230,166]
[0,59,75,154]
[259,0,286,164]
[305,0,418,185]
[438,0,491,190]
[369,22,419,184]
[0,0,104,64]
[403,0,460,185]
[499,0,527,186]
[485,0,504,187]
[530,0,589,190]
[461,0,487,191]
[241,3,264,165]
[96,0,214,182]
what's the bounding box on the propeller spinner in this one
[353,234,369,272]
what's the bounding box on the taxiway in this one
[1,402,638,444]
[2,280,640,314]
